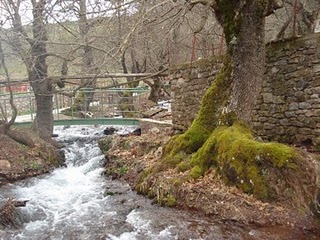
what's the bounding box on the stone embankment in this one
[170,33,320,147]
[170,58,223,131]
[253,34,320,146]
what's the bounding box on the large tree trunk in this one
[78,0,97,111]
[228,1,266,124]
[30,0,53,141]
[162,0,280,165]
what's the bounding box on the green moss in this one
[169,177,184,187]
[119,165,128,176]
[261,142,297,168]
[135,167,153,194]
[215,1,241,45]
[177,161,191,173]
[98,137,112,152]
[29,162,42,170]
[161,56,233,170]
[165,195,177,207]
[190,165,203,180]
[189,122,298,200]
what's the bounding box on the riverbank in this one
[0,127,63,186]
[99,121,320,237]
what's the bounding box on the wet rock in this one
[104,127,116,135]
[131,128,141,136]
[55,150,66,167]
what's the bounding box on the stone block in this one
[314,109,320,116]
[262,93,273,103]
[288,57,299,63]
[314,129,320,136]
[274,59,287,66]
[312,77,320,87]
[280,119,289,126]
[258,117,268,122]
[291,120,304,127]
[269,118,278,124]
[286,97,297,103]
[299,128,312,136]
[302,48,317,55]
[273,113,284,119]
[260,104,270,111]
[264,123,274,130]
[312,104,320,109]
[296,110,307,115]
[271,67,280,74]
[313,64,320,73]
[305,110,314,117]
[288,102,299,111]
[314,137,320,145]
[286,126,297,135]
[304,89,313,95]
[285,111,296,118]
[285,72,300,80]
[299,102,311,109]
[274,96,285,104]
[312,86,320,94]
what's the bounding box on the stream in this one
[0,125,316,240]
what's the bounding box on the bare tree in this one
[0,33,17,134]
[1,0,62,141]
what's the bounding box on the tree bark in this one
[228,1,266,124]
[163,0,282,159]
[210,0,281,125]
[0,33,17,134]
[79,0,96,111]
[30,0,53,141]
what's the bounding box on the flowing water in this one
[0,126,315,240]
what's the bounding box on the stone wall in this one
[252,34,320,145]
[170,57,223,131]
[171,33,320,146]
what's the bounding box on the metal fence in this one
[0,87,149,123]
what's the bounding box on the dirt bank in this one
[99,121,320,237]
[0,127,64,186]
